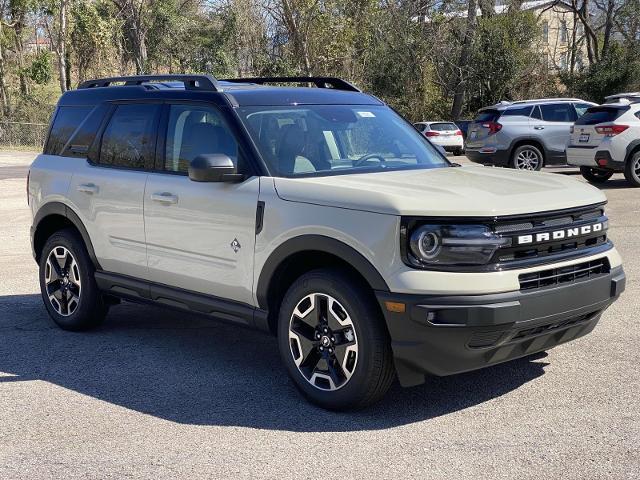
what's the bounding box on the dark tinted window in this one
[540,103,576,122]
[530,105,542,120]
[45,106,92,155]
[429,122,458,131]
[501,106,533,117]
[164,104,239,173]
[474,109,500,122]
[61,104,109,158]
[575,107,629,125]
[99,104,159,169]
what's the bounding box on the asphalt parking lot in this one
[0,151,638,479]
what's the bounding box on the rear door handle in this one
[77,183,98,194]
[151,192,178,204]
[534,126,545,130]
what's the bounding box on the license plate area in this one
[579,133,590,143]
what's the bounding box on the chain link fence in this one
[0,121,48,149]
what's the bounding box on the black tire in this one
[511,144,544,171]
[277,268,395,410]
[453,148,463,156]
[624,151,640,187]
[580,166,614,184]
[39,228,108,331]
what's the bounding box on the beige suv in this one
[29,75,625,410]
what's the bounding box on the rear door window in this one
[98,104,160,170]
[540,103,576,122]
[575,107,629,125]
[45,106,93,155]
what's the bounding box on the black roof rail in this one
[77,74,221,91]
[221,76,361,92]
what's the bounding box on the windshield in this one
[237,105,449,177]
[429,122,458,131]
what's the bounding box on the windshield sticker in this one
[357,111,376,118]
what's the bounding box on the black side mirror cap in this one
[188,154,244,182]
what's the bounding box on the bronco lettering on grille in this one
[517,222,604,245]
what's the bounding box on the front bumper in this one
[376,266,625,387]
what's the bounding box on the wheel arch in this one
[509,138,547,165]
[624,139,640,164]
[32,202,100,268]
[256,235,390,334]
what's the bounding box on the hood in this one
[273,166,607,217]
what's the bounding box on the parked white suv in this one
[413,122,464,155]
[29,75,625,410]
[567,97,640,187]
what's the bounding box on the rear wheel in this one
[277,269,395,410]
[39,228,108,331]
[624,152,640,187]
[511,145,543,171]
[453,148,463,156]
[580,166,614,184]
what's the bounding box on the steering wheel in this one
[353,153,387,167]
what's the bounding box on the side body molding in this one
[32,201,101,269]
[256,234,390,309]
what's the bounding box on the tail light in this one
[425,131,440,137]
[595,125,628,136]
[455,130,463,136]
[481,121,502,135]
[26,170,30,205]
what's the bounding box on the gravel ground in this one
[0,151,638,479]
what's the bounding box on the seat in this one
[275,124,307,175]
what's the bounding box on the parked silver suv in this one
[28,76,624,410]
[466,98,595,170]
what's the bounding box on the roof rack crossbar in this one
[221,76,361,92]
[78,74,221,91]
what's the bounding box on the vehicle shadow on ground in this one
[0,294,549,432]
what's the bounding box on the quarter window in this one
[164,104,239,173]
[45,106,93,155]
[99,104,159,169]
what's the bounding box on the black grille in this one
[491,204,609,268]
[519,258,610,291]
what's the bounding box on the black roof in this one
[60,75,383,108]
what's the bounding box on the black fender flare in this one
[32,201,101,268]
[625,139,640,163]
[256,235,389,309]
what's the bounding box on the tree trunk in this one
[451,0,478,120]
[57,0,68,93]
[12,12,29,96]
[0,22,10,114]
[601,0,615,58]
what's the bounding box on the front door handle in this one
[534,126,545,130]
[151,192,179,204]
[77,183,98,194]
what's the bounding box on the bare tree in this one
[451,0,478,120]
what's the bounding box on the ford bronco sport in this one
[29,75,625,410]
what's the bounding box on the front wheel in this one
[39,228,108,331]
[277,269,395,410]
[580,166,614,184]
[624,152,640,187]
[512,145,543,171]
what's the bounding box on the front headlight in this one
[407,224,511,267]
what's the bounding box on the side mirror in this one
[188,154,244,182]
